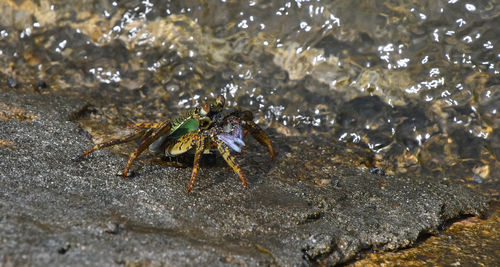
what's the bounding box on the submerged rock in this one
[0,90,488,266]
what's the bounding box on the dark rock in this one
[0,90,488,266]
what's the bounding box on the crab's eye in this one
[216,95,225,107]
[200,104,210,116]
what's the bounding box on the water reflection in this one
[0,0,499,186]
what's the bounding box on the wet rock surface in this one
[350,202,500,266]
[0,89,488,266]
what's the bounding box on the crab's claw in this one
[217,124,246,153]
[245,121,275,160]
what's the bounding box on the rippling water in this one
[1,1,499,188]
[1,0,499,264]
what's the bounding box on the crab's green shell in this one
[168,118,199,139]
[149,117,201,154]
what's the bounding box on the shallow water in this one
[1,0,499,264]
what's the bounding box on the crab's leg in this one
[187,133,206,193]
[81,130,147,158]
[126,122,164,129]
[121,119,172,177]
[214,138,248,189]
[244,121,275,160]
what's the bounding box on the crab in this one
[80,95,275,192]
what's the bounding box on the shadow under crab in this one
[80,95,275,193]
